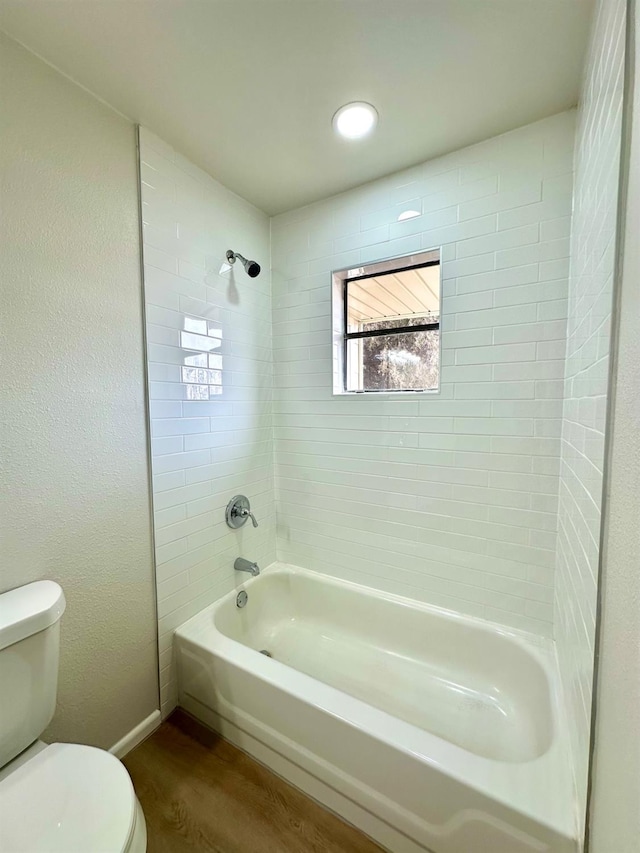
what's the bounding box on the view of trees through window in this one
[360,320,439,391]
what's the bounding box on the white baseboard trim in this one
[109,710,161,759]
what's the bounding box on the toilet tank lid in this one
[0,581,66,651]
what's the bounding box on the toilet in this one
[0,581,147,852]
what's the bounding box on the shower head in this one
[226,249,261,278]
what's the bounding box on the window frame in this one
[332,248,442,396]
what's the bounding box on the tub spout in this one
[234,557,260,576]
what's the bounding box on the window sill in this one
[333,388,441,397]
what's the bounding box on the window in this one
[332,249,441,393]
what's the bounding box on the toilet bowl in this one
[0,742,146,853]
[0,581,148,852]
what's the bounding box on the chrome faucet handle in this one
[237,506,258,528]
[225,495,258,529]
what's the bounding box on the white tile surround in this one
[554,0,626,822]
[271,112,576,637]
[138,127,276,717]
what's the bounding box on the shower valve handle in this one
[225,495,258,529]
[238,507,258,528]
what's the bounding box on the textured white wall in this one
[271,113,575,636]
[553,0,626,823]
[0,35,159,749]
[138,129,276,718]
[590,4,640,847]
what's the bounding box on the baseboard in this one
[109,710,161,759]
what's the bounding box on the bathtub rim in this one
[175,560,577,843]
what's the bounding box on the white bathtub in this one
[175,563,578,853]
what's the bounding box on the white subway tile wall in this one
[271,113,576,636]
[554,0,625,820]
[139,127,276,717]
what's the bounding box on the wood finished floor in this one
[123,710,384,853]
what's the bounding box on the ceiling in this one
[348,266,440,325]
[0,1,593,214]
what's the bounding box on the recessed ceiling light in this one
[397,210,421,222]
[332,102,378,140]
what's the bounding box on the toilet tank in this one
[0,581,66,768]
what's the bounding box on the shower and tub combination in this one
[133,91,624,851]
[163,239,580,852]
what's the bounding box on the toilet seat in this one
[0,742,140,852]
